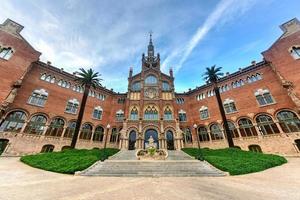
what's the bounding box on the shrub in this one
[182,148,287,175]
[21,148,119,174]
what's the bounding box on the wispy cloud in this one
[162,0,257,73]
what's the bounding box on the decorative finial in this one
[149,30,153,44]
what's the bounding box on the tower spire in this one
[148,31,154,57]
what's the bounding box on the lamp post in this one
[101,123,110,161]
[193,124,203,161]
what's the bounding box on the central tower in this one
[120,33,182,150]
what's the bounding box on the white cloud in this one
[162,0,257,73]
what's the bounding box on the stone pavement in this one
[0,157,300,200]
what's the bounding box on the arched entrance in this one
[0,139,9,155]
[128,130,136,150]
[166,130,175,150]
[144,129,158,149]
[295,139,300,152]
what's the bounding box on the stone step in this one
[76,150,227,177]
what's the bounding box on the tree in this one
[203,65,234,147]
[70,68,102,149]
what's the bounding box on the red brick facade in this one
[0,18,300,156]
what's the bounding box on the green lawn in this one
[182,148,287,175]
[20,148,119,174]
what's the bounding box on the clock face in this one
[145,88,158,99]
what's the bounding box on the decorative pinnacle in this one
[149,30,153,45]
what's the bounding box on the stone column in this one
[42,123,49,136]
[220,128,226,141]
[274,120,285,135]
[236,126,243,141]
[90,129,95,142]
[253,123,263,139]
[61,126,67,138]
[207,130,212,143]
[20,120,29,134]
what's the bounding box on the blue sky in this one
[1,0,300,92]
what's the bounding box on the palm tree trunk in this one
[213,86,235,147]
[71,85,90,149]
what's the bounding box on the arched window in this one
[50,77,56,83]
[79,123,92,140]
[64,121,76,138]
[256,73,262,80]
[61,146,71,151]
[58,80,63,86]
[199,106,209,120]
[0,111,26,132]
[224,121,239,138]
[210,124,223,140]
[45,75,51,82]
[145,75,157,84]
[290,46,300,59]
[255,89,274,106]
[116,110,124,121]
[93,126,104,142]
[223,99,237,114]
[93,106,103,120]
[248,144,262,153]
[178,109,187,122]
[41,144,54,153]
[164,106,173,120]
[238,118,257,137]
[277,110,300,133]
[247,76,252,83]
[183,128,192,143]
[131,81,141,91]
[130,107,138,120]
[61,81,67,88]
[65,99,79,114]
[256,115,280,135]
[144,106,158,120]
[198,126,210,142]
[45,118,65,137]
[0,47,13,60]
[162,81,171,91]
[40,74,47,80]
[176,98,185,104]
[28,89,48,107]
[110,128,118,142]
[24,115,47,135]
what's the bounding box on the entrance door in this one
[295,139,300,152]
[144,129,158,149]
[166,130,175,150]
[0,139,9,155]
[128,131,136,150]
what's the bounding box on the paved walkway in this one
[0,157,299,200]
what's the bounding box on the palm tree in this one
[203,65,234,147]
[70,68,102,149]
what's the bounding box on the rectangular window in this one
[116,113,124,121]
[179,113,187,122]
[93,110,102,119]
[65,102,78,114]
[28,93,47,107]
[256,93,274,106]
[200,109,209,120]
[256,95,266,105]
[224,102,237,114]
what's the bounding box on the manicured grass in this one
[20,148,119,174]
[182,148,287,175]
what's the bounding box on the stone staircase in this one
[76,150,227,177]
